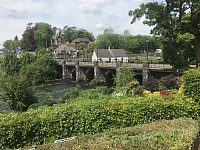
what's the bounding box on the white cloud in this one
[0,0,157,48]
[95,23,106,30]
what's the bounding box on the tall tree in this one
[129,1,200,68]
[21,24,37,51]
[34,22,53,49]
[96,34,124,49]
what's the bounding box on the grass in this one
[21,118,199,150]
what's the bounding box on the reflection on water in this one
[34,79,91,103]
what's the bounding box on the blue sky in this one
[0,0,162,48]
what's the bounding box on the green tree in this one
[34,22,53,49]
[0,75,37,111]
[63,27,94,42]
[21,23,37,51]
[115,66,134,87]
[1,52,20,76]
[19,52,36,69]
[129,1,200,68]
[20,53,59,85]
[96,34,124,49]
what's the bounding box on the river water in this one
[0,79,91,112]
[34,79,91,103]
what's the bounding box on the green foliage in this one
[32,118,199,150]
[28,103,41,110]
[34,22,53,49]
[96,34,124,49]
[115,66,134,87]
[129,1,200,68]
[43,95,56,106]
[0,94,198,149]
[1,52,20,75]
[0,75,38,111]
[63,27,94,42]
[89,79,97,86]
[124,80,144,96]
[19,53,59,85]
[19,52,36,68]
[183,68,200,103]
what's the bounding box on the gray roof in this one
[54,45,76,52]
[94,49,127,58]
[72,38,90,43]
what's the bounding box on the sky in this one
[0,0,160,48]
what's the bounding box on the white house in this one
[92,48,128,63]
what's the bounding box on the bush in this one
[159,74,181,90]
[143,76,159,92]
[0,94,198,149]
[124,80,144,96]
[30,118,199,150]
[183,68,200,103]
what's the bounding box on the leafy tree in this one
[0,74,37,111]
[3,40,14,50]
[20,53,59,85]
[19,52,36,69]
[84,42,96,55]
[34,22,53,49]
[115,66,134,87]
[96,34,124,49]
[129,1,200,68]
[1,52,20,76]
[21,23,37,51]
[63,27,94,42]
[3,37,22,50]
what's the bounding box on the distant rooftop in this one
[72,38,90,43]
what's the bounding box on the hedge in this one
[183,68,200,103]
[0,95,199,149]
[28,118,199,150]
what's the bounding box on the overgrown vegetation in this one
[23,118,199,150]
[0,52,60,111]
[0,94,199,149]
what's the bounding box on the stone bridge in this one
[59,60,177,84]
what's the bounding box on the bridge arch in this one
[71,68,76,81]
[133,74,143,85]
[85,68,94,81]
[105,71,115,84]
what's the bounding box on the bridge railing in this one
[58,60,172,69]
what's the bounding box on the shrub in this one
[115,66,134,87]
[159,74,181,90]
[143,76,159,92]
[124,80,144,96]
[31,118,199,150]
[0,95,198,149]
[142,90,151,96]
[183,68,200,103]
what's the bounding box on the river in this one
[0,79,91,112]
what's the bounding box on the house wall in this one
[92,51,97,62]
